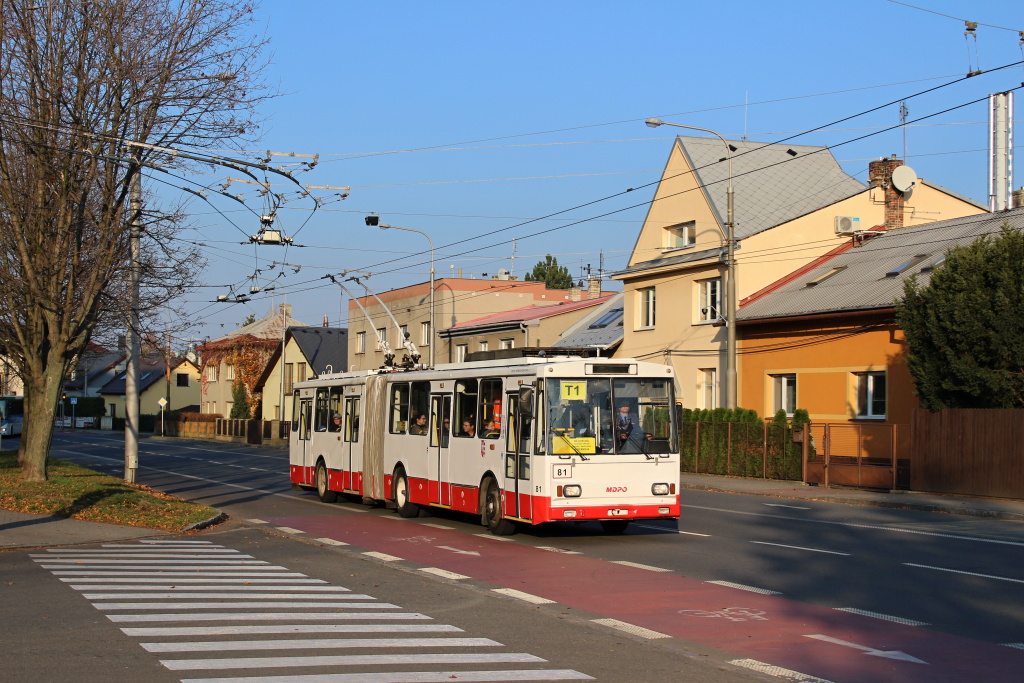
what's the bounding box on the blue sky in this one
[174,0,1024,343]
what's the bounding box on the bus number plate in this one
[608,509,628,516]
[552,465,573,479]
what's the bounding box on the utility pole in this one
[124,165,142,483]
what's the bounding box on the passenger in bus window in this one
[482,418,500,439]
[441,418,451,447]
[330,413,343,432]
[459,418,476,438]
[409,413,428,435]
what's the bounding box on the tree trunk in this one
[20,364,64,483]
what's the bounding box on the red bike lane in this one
[268,513,1024,682]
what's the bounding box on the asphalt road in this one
[14,429,1024,682]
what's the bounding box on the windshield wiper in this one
[550,428,589,460]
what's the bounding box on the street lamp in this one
[645,118,737,409]
[365,216,435,368]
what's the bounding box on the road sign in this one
[70,397,78,405]
[158,398,168,407]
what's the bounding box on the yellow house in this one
[98,354,201,417]
[256,326,348,421]
[613,137,987,410]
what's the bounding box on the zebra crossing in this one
[32,539,593,682]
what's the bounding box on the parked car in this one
[0,414,23,436]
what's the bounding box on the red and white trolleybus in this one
[289,354,680,534]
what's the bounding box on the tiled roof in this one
[211,304,305,343]
[738,208,1024,321]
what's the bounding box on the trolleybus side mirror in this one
[518,387,534,418]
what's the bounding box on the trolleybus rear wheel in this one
[394,468,420,518]
[483,478,517,536]
[315,460,338,503]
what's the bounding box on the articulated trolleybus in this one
[289,354,680,535]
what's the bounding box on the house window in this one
[856,372,886,419]
[284,363,294,394]
[355,331,366,354]
[376,327,387,351]
[109,403,117,417]
[637,287,656,329]
[204,365,218,382]
[224,364,235,381]
[698,278,722,322]
[420,322,431,346]
[701,368,717,409]
[478,341,489,352]
[772,374,797,416]
[456,344,468,362]
[176,373,190,387]
[665,221,696,249]
[400,324,409,343]
[296,362,307,382]
[499,338,515,350]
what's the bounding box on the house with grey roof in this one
[255,325,348,421]
[551,292,624,356]
[735,207,1023,426]
[613,135,988,410]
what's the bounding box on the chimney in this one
[587,277,602,300]
[279,303,292,319]
[868,154,905,230]
[1012,187,1024,209]
[569,285,583,302]
[323,314,329,327]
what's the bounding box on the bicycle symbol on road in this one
[678,607,768,622]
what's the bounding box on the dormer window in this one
[664,221,696,250]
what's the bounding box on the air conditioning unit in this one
[834,215,860,235]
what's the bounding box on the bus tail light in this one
[563,485,582,498]
[652,483,670,495]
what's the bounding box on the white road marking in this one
[475,534,514,541]
[140,540,214,544]
[729,658,833,682]
[610,560,671,573]
[419,567,470,580]
[177,670,592,682]
[40,565,286,571]
[34,558,268,564]
[275,526,306,534]
[141,637,501,653]
[535,547,582,555]
[420,523,454,529]
[315,537,349,546]
[160,652,547,671]
[72,585,347,591]
[63,577,325,584]
[93,601,397,610]
[683,503,1024,547]
[435,545,480,556]
[363,551,403,562]
[591,618,670,639]
[67,548,233,552]
[121,624,463,637]
[1003,643,1024,650]
[83,593,372,600]
[246,519,268,524]
[34,554,254,560]
[834,608,928,626]
[804,634,927,664]
[764,503,811,510]
[751,541,850,556]
[904,562,1024,584]
[106,612,432,622]
[706,580,781,595]
[491,588,554,605]
[52,571,308,577]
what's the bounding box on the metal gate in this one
[804,423,909,490]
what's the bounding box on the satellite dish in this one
[891,165,917,195]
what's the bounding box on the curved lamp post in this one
[365,217,435,368]
[645,118,737,409]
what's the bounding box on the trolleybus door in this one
[428,394,452,506]
[504,390,532,520]
[342,394,362,492]
[297,395,313,482]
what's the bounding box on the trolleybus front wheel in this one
[315,460,338,503]
[393,468,420,518]
[483,478,517,536]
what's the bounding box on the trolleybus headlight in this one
[652,483,670,495]
[563,485,582,498]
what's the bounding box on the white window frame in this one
[637,287,656,329]
[224,364,235,381]
[772,374,797,416]
[499,338,515,350]
[665,221,696,250]
[856,372,887,419]
[376,327,387,352]
[204,365,218,382]
[478,340,489,352]
[355,331,366,354]
[700,368,717,409]
[698,278,722,322]
[420,321,431,346]
[400,324,409,343]
[455,343,469,362]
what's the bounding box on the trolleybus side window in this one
[505,392,530,480]
[454,379,477,437]
[329,388,343,432]
[315,388,331,431]
[345,397,360,442]
[479,378,502,439]
[409,381,429,435]
[389,383,409,433]
[291,391,300,431]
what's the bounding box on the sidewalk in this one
[0,508,167,550]
[679,472,1024,521]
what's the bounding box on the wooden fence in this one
[910,409,1024,499]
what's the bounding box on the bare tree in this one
[0,0,270,481]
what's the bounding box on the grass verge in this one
[0,451,219,531]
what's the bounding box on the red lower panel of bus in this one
[292,466,679,523]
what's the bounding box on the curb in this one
[181,511,228,532]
